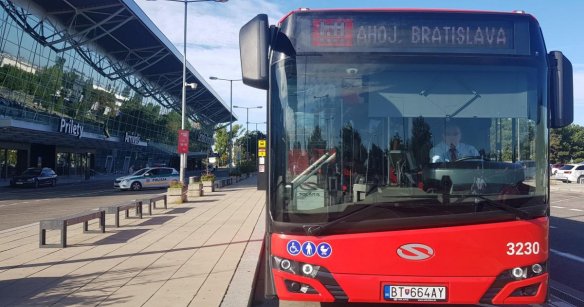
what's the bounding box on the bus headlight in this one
[280,259,291,270]
[531,263,543,274]
[511,267,525,279]
[509,262,546,280]
[273,256,320,278]
[302,264,314,275]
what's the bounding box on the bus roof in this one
[278,8,539,25]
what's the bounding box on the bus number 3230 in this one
[506,242,541,256]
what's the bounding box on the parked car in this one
[550,163,564,175]
[10,167,58,188]
[114,167,179,191]
[554,164,584,183]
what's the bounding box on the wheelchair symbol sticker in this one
[287,240,301,256]
[302,241,317,257]
[317,242,332,258]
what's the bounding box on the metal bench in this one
[100,200,149,228]
[147,194,167,210]
[39,210,105,248]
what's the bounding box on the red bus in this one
[239,9,573,304]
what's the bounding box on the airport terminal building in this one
[0,0,233,179]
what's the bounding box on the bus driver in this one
[430,123,479,163]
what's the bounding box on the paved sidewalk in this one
[0,177,265,307]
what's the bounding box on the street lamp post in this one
[146,0,227,184]
[209,76,241,172]
[249,121,267,132]
[233,105,262,159]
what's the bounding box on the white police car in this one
[114,167,179,191]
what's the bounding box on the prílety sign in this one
[59,118,83,138]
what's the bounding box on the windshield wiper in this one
[454,194,530,220]
[291,152,335,187]
[303,196,441,236]
[303,203,377,236]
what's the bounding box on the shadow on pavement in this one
[165,207,193,214]
[92,229,150,245]
[137,216,175,226]
[0,274,132,306]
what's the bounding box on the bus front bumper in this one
[273,269,548,304]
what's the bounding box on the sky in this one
[135,0,584,131]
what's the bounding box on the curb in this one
[221,206,266,307]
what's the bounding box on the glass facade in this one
[0,1,212,175]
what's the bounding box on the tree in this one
[340,123,368,174]
[215,124,243,166]
[35,56,65,109]
[214,127,229,166]
[0,65,34,92]
[571,125,584,162]
[307,126,326,155]
[551,124,584,163]
[550,126,575,163]
[235,130,266,163]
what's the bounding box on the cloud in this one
[136,2,584,128]
[136,0,285,129]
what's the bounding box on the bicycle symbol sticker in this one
[287,240,301,256]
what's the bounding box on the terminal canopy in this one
[6,0,235,126]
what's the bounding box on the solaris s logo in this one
[397,243,434,260]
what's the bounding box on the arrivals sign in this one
[196,132,213,145]
[125,132,141,145]
[177,130,189,154]
[59,118,83,138]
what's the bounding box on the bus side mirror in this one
[548,51,573,128]
[240,14,270,90]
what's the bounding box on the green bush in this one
[229,169,241,177]
[168,180,184,188]
[238,160,257,174]
[201,173,216,182]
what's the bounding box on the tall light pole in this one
[249,121,267,132]
[209,76,241,172]
[146,0,227,184]
[233,105,262,159]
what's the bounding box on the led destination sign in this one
[313,19,514,49]
[296,14,529,54]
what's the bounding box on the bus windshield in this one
[270,54,548,227]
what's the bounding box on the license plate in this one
[16,182,23,185]
[383,285,446,302]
